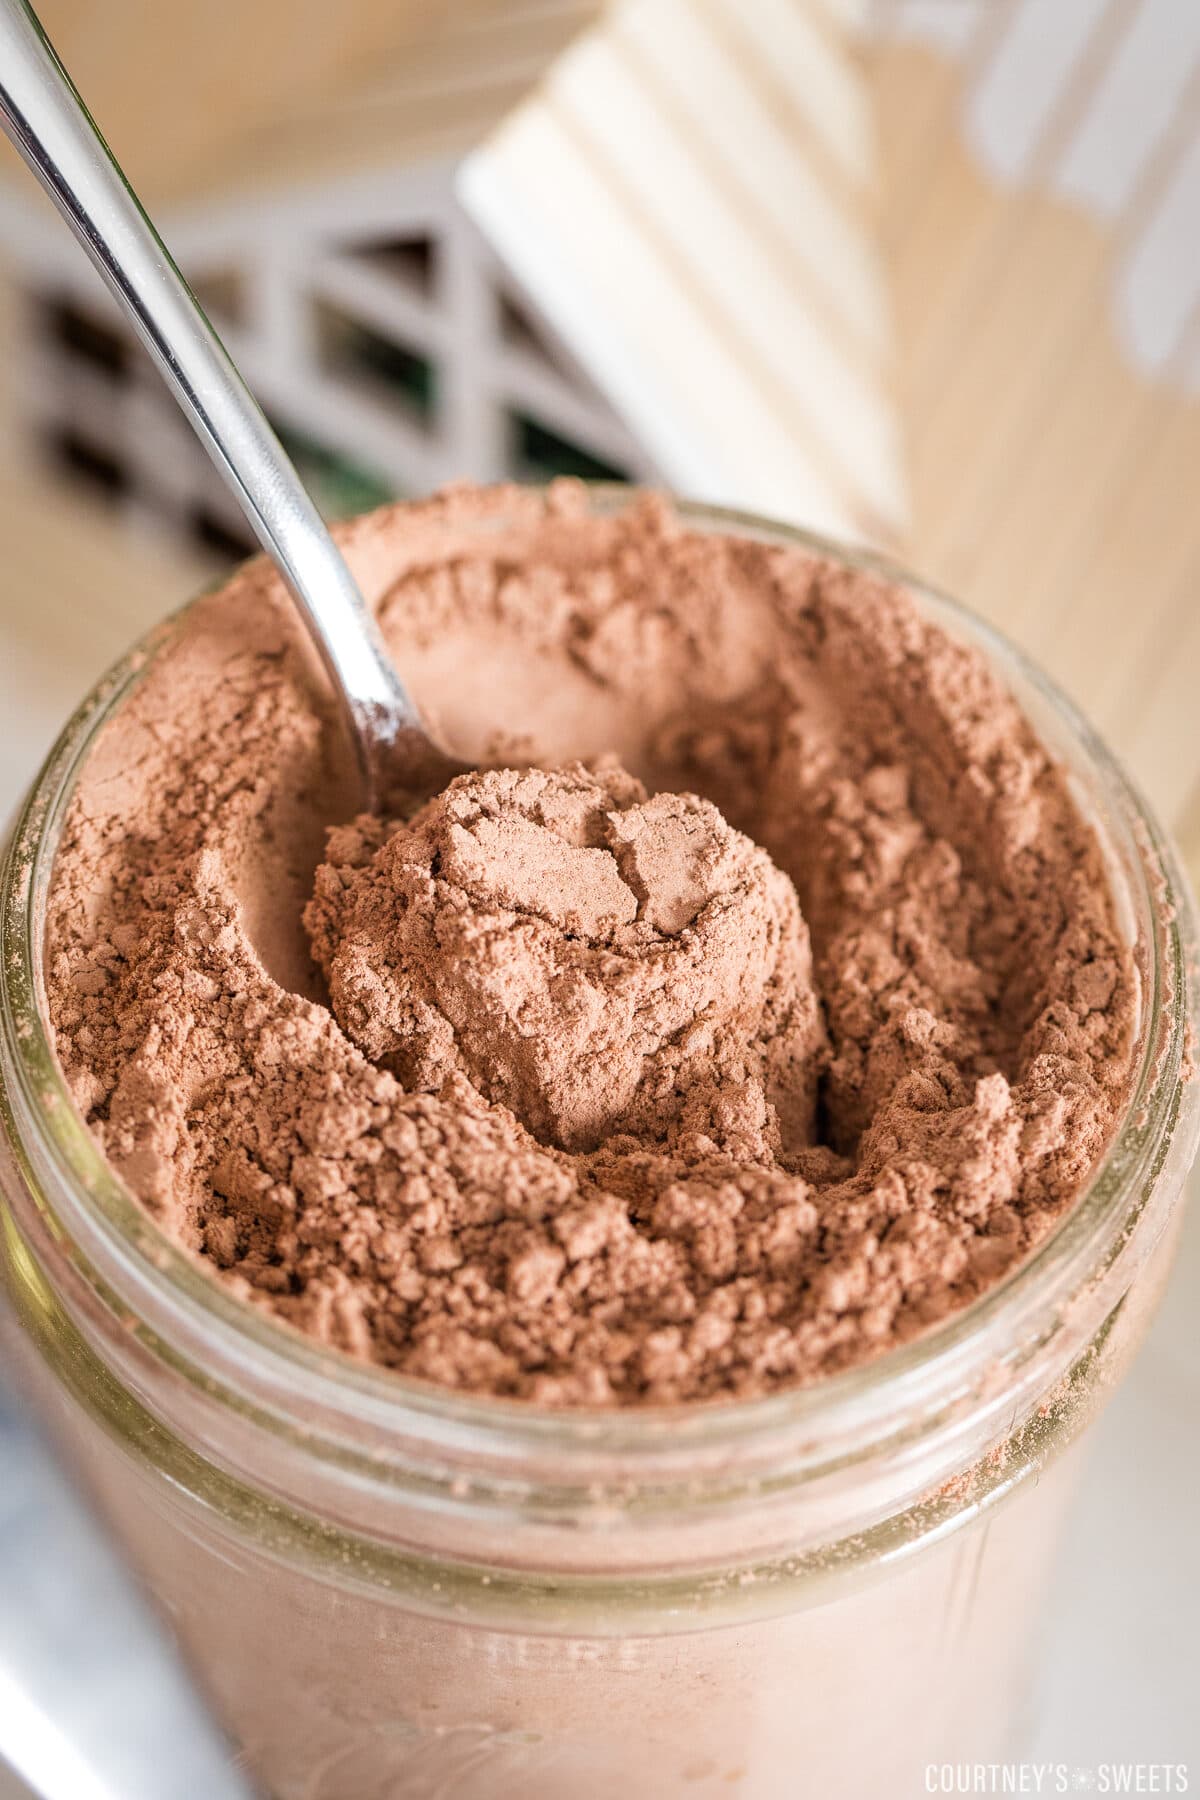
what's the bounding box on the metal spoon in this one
[0,6,451,1794]
[0,0,463,809]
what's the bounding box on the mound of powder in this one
[304,762,824,1154]
[44,484,1138,1405]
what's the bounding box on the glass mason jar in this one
[1,501,1197,1800]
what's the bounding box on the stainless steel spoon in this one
[0,5,458,1795]
[0,0,463,809]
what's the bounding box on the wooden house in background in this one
[0,0,1198,867]
[0,0,899,559]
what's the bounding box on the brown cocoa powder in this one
[44,485,1138,1404]
[304,761,825,1157]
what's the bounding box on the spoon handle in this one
[0,0,424,805]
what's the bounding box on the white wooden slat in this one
[461,108,859,533]
[965,0,1120,187]
[885,0,990,55]
[165,162,458,269]
[486,342,654,476]
[226,327,446,493]
[545,32,904,528]
[1116,129,1200,372]
[615,0,887,357]
[309,256,450,358]
[812,0,873,32]
[706,0,874,189]
[1056,0,1200,217]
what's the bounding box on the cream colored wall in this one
[0,0,601,206]
[0,0,431,204]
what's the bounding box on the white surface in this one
[1055,0,1200,218]
[1025,1200,1200,1767]
[1,558,1198,1788]
[964,0,1112,188]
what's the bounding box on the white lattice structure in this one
[0,166,657,560]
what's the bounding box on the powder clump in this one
[43,484,1139,1405]
[304,761,824,1155]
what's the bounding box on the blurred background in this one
[1,0,1198,1785]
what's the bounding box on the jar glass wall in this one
[2,501,1197,1800]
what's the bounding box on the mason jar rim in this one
[2,491,1196,1510]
